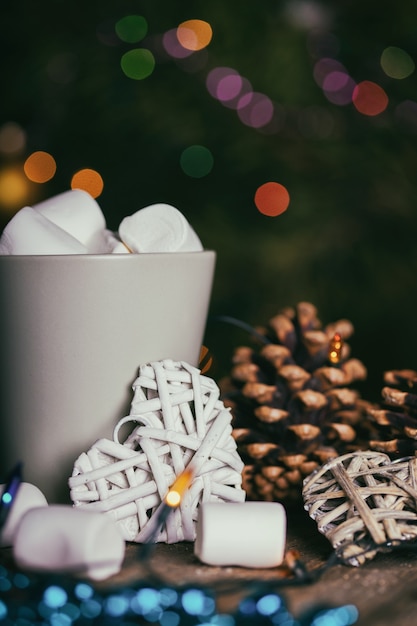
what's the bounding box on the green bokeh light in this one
[180,145,214,178]
[380,46,415,79]
[121,49,155,80]
[116,15,148,43]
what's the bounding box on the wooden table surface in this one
[2,506,417,625]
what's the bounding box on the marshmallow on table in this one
[194,501,287,568]
[0,206,89,255]
[118,203,203,253]
[13,505,125,580]
[33,189,107,253]
[0,482,48,547]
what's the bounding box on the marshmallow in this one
[118,203,203,253]
[13,505,125,580]
[0,482,48,547]
[33,189,107,253]
[0,206,88,255]
[194,501,286,568]
[103,229,130,254]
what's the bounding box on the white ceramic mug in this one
[0,251,215,503]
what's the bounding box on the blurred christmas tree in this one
[1,0,417,399]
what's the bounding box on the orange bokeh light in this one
[71,168,104,198]
[0,166,32,211]
[352,81,388,116]
[254,182,290,217]
[177,19,212,51]
[24,151,56,183]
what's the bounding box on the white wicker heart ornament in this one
[69,360,245,543]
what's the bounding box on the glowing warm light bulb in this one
[24,151,56,183]
[328,333,343,364]
[177,20,212,51]
[165,467,194,508]
[0,122,26,156]
[71,168,104,198]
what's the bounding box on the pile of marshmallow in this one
[0,189,203,255]
[2,482,287,580]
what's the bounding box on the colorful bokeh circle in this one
[71,168,104,198]
[180,145,213,178]
[255,182,290,217]
[121,49,155,80]
[24,151,56,183]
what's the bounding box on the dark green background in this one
[1,0,417,403]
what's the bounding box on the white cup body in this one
[194,501,286,568]
[0,251,215,502]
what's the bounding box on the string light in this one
[0,567,360,625]
[165,467,194,508]
[328,333,343,364]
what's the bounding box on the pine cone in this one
[220,302,373,503]
[368,369,417,457]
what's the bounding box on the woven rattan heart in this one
[69,360,245,543]
[302,450,417,565]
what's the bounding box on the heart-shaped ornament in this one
[302,450,417,565]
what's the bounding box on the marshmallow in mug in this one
[194,501,287,568]
[13,505,125,580]
[0,190,203,255]
[0,482,48,547]
[33,188,107,253]
[118,203,203,253]
[0,206,89,255]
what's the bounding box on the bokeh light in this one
[121,49,155,79]
[207,67,241,100]
[237,92,274,128]
[0,167,31,212]
[352,81,388,116]
[254,182,290,217]
[381,46,415,79]
[116,15,148,43]
[322,71,356,106]
[180,145,213,178]
[176,20,212,51]
[71,168,104,198]
[313,58,347,87]
[207,67,254,112]
[0,122,26,156]
[24,151,56,183]
[163,29,194,59]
